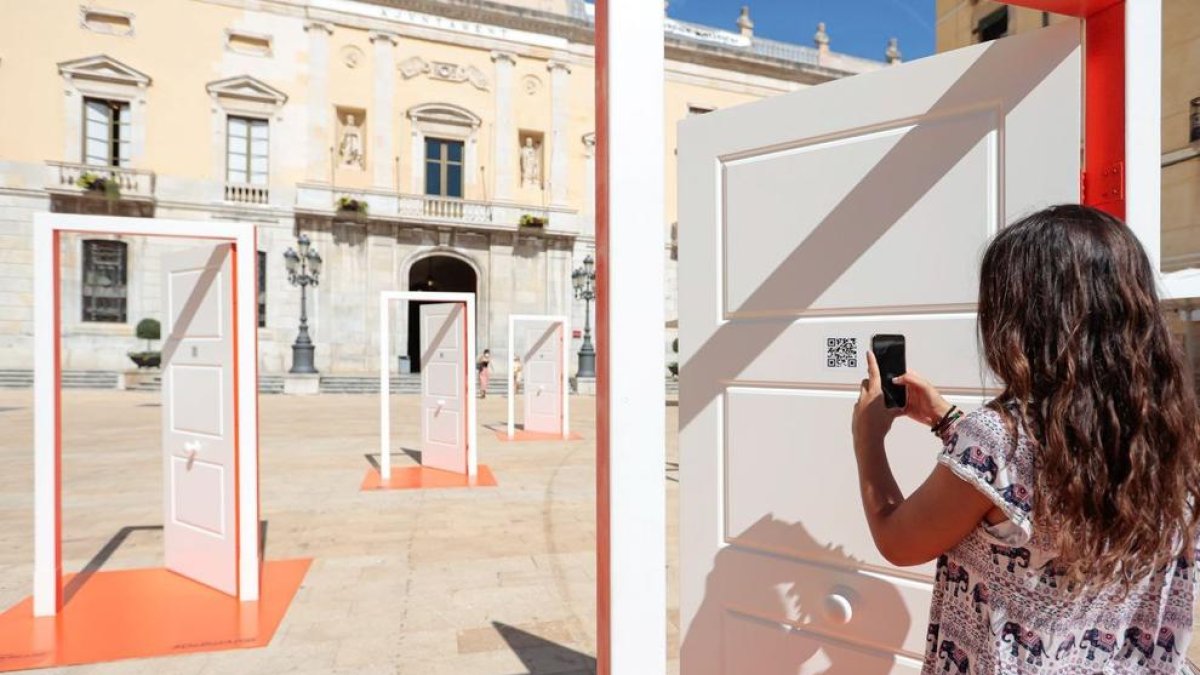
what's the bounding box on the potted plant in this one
[77,171,121,200]
[127,317,161,369]
[336,195,369,216]
[519,213,548,228]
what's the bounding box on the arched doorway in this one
[407,254,477,373]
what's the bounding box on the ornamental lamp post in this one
[284,233,322,374]
[572,254,596,378]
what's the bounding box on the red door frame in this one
[1003,0,1127,219]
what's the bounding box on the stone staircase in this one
[0,369,117,389]
[0,369,678,396]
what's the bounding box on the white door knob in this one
[823,593,853,624]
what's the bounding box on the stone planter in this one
[119,368,162,391]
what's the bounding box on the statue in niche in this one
[520,136,541,188]
[339,113,364,169]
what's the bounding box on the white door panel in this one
[522,323,562,434]
[162,244,237,595]
[420,303,466,473]
[679,22,1081,673]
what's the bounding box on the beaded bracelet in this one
[930,405,960,435]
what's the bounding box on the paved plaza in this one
[0,390,681,674]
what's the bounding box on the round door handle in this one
[823,593,853,625]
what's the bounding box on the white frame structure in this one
[32,213,261,617]
[378,291,478,481]
[506,314,571,439]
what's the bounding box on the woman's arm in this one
[852,352,994,566]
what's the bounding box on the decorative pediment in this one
[58,54,150,87]
[205,75,287,106]
[399,56,489,92]
[407,103,481,129]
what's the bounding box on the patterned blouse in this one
[925,407,1197,675]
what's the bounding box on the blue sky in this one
[667,0,936,63]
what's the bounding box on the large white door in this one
[420,302,467,473]
[522,322,563,435]
[678,23,1081,673]
[162,244,238,595]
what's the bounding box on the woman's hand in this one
[853,351,902,447]
[892,370,952,428]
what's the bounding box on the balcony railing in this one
[295,183,576,234]
[46,161,155,200]
[398,195,493,224]
[225,183,270,205]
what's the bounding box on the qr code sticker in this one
[826,337,858,368]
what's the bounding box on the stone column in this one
[304,21,333,183]
[547,60,571,206]
[491,51,517,201]
[369,31,398,190]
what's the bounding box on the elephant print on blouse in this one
[1119,627,1155,665]
[957,445,999,483]
[970,582,989,614]
[989,544,1031,573]
[999,622,1047,666]
[935,555,970,596]
[1080,628,1118,661]
[1174,555,1192,580]
[1054,634,1076,660]
[1000,483,1033,512]
[1156,627,1180,664]
[938,640,970,674]
[1036,560,1067,589]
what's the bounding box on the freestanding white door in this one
[162,244,238,595]
[420,302,467,473]
[522,323,563,434]
[678,23,1081,673]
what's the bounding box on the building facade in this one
[936,0,1200,272]
[0,0,884,376]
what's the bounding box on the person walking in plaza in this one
[851,204,1200,674]
[477,349,491,399]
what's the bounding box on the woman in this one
[477,349,491,399]
[852,205,1200,674]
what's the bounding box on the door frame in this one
[378,291,477,481]
[506,314,571,440]
[32,213,260,617]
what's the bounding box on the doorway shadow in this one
[492,621,596,674]
[680,515,912,674]
[364,449,421,473]
[63,525,162,605]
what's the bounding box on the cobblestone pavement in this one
[0,390,683,674]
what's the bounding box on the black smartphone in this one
[871,334,907,409]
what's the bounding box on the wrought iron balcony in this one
[45,161,156,200]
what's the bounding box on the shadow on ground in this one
[492,621,596,674]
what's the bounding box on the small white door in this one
[678,23,1081,673]
[420,302,467,473]
[162,244,238,595]
[522,323,563,434]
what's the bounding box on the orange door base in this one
[0,558,310,672]
[360,465,497,490]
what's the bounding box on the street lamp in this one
[572,254,596,378]
[284,233,322,374]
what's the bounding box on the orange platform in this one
[493,429,584,442]
[0,558,311,672]
[360,464,498,491]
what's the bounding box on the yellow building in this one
[936,0,1200,272]
[0,0,884,381]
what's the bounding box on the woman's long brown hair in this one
[978,204,1200,591]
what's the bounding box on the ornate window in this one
[83,98,130,167]
[226,116,269,185]
[425,138,465,198]
[81,240,128,323]
[257,250,267,327]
